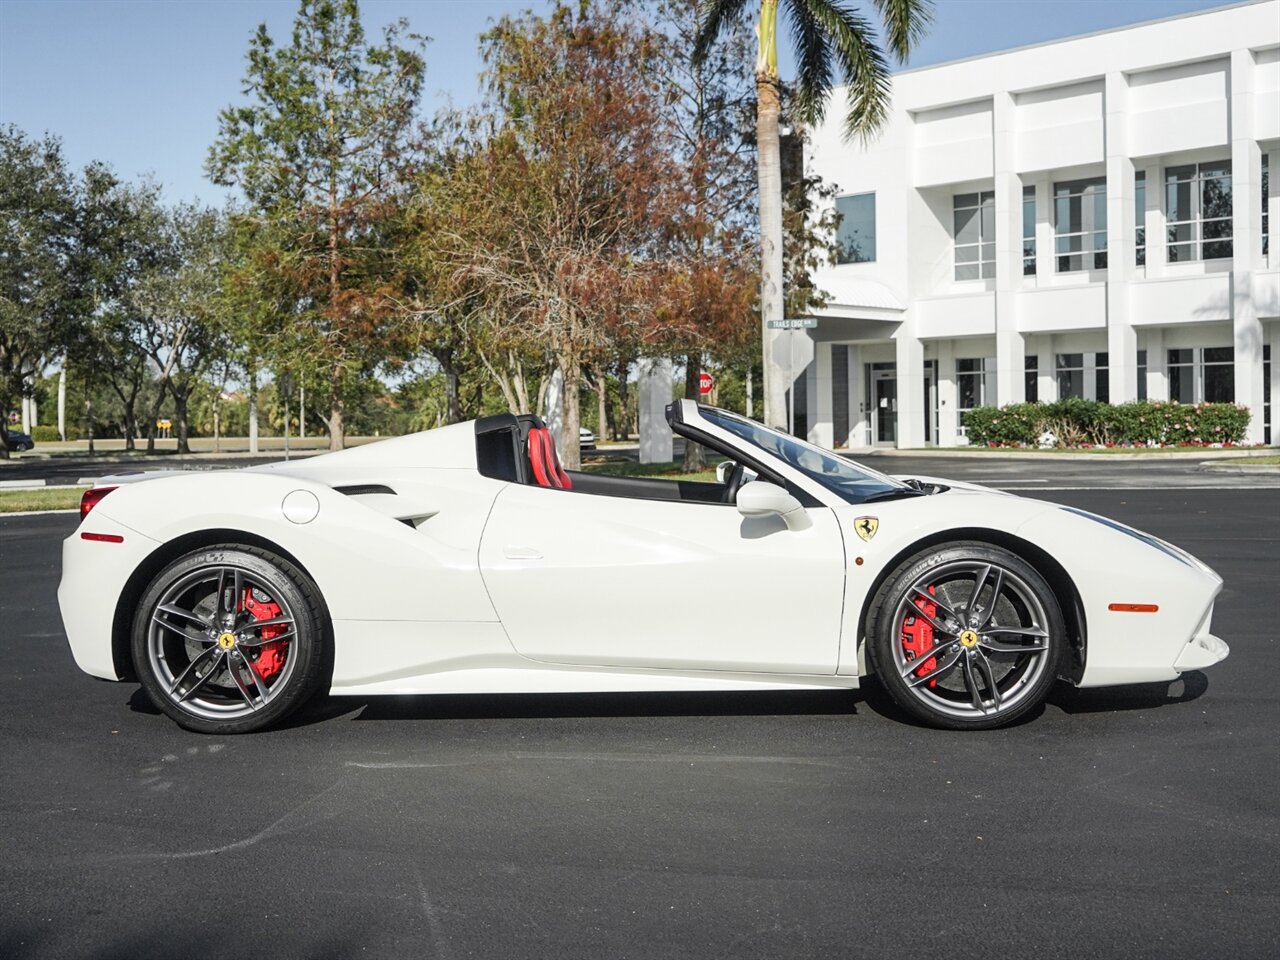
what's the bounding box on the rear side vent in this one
[333,484,396,497]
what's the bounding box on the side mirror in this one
[735,480,811,531]
[716,460,734,484]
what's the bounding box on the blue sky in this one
[0,0,1238,205]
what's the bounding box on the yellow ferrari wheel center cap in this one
[959,630,979,649]
[217,632,237,650]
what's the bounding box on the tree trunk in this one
[683,354,705,471]
[615,356,631,441]
[174,386,191,454]
[757,68,786,430]
[328,366,345,451]
[559,359,581,471]
[248,362,259,454]
[595,368,607,450]
[145,386,166,454]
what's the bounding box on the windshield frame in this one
[671,402,915,506]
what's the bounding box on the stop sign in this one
[699,371,715,395]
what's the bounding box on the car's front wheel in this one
[131,545,330,734]
[866,542,1065,730]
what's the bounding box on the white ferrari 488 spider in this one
[59,401,1229,733]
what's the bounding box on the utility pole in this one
[58,368,66,441]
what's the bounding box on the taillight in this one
[80,486,117,520]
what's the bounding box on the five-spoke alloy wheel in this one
[867,542,1065,730]
[132,546,330,734]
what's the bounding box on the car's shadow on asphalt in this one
[1047,669,1209,713]
[124,670,1210,730]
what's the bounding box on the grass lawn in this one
[581,459,719,483]
[0,486,86,513]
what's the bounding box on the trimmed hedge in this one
[963,399,1251,447]
[31,425,64,442]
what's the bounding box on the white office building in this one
[797,0,1279,448]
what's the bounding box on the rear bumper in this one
[58,512,160,680]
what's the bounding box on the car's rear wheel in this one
[866,542,1065,730]
[131,545,330,734]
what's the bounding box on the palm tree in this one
[695,0,933,429]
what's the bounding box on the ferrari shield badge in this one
[854,516,879,542]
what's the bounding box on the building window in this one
[1023,185,1036,276]
[954,191,995,281]
[957,357,995,419]
[1263,154,1270,258]
[1054,177,1107,272]
[1166,161,1232,262]
[1057,353,1084,399]
[1025,355,1038,403]
[1265,344,1271,445]
[1137,349,1147,401]
[1055,352,1109,401]
[1168,347,1234,404]
[1135,171,1146,267]
[1094,351,1109,404]
[835,193,876,264]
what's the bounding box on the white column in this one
[1037,336,1056,402]
[894,328,925,449]
[993,91,1025,406]
[813,340,833,448]
[21,395,31,433]
[1144,161,1167,278]
[1231,49,1265,444]
[1104,72,1138,405]
[637,357,673,463]
[1034,173,1054,283]
[1146,327,1168,401]
[936,339,959,446]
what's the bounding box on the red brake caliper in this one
[241,587,288,682]
[901,585,940,688]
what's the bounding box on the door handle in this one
[503,545,543,560]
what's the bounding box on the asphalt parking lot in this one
[2,483,1278,959]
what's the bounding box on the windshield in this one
[698,406,912,505]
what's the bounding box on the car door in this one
[478,483,847,674]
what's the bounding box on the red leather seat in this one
[527,427,572,490]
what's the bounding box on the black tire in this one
[131,545,331,734]
[866,541,1065,730]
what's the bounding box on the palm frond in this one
[870,0,934,63]
[796,0,891,141]
[785,1,833,125]
[693,0,753,66]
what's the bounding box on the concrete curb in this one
[864,448,1278,461]
[0,509,79,518]
[1199,462,1280,474]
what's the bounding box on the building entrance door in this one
[872,371,897,445]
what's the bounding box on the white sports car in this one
[59,401,1229,733]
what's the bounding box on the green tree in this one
[695,0,933,429]
[0,127,81,458]
[130,205,234,453]
[208,0,427,450]
[436,3,680,469]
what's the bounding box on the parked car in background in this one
[579,427,595,450]
[5,430,34,452]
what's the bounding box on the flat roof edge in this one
[891,0,1275,79]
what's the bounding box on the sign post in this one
[765,319,817,437]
